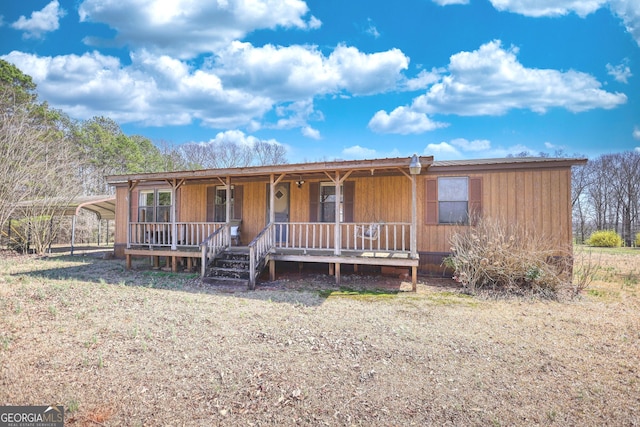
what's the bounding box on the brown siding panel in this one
[309,182,319,222]
[343,180,354,222]
[425,178,437,224]
[234,185,243,219]
[469,177,482,223]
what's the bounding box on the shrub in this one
[635,232,640,248]
[445,217,573,298]
[586,230,623,248]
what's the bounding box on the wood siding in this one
[417,167,573,254]
[112,166,573,258]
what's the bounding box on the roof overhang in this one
[106,156,436,186]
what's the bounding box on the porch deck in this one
[125,220,419,289]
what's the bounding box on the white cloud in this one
[342,145,378,159]
[3,37,410,132]
[2,50,273,127]
[214,42,409,99]
[403,68,443,91]
[302,126,321,139]
[368,106,449,134]
[451,138,491,151]
[425,142,461,159]
[365,18,380,38]
[633,126,640,140]
[485,1,640,46]
[488,0,606,17]
[11,0,66,39]
[78,0,320,58]
[412,40,627,116]
[609,0,640,47]
[327,45,409,96]
[607,62,632,83]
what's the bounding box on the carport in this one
[10,195,116,255]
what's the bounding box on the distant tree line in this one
[572,151,640,246]
[0,59,287,252]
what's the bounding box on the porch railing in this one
[273,222,411,253]
[129,222,224,248]
[199,226,228,277]
[248,223,276,290]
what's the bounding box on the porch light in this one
[296,179,305,188]
[409,154,422,175]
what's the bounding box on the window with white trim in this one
[138,190,172,222]
[438,177,468,224]
[214,186,235,222]
[319,182,343,222]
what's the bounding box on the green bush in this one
[587,230,623,248]
[635,232,640,247]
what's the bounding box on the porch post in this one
[409,154,422,292]
[269,174,275,224]
[334,171,341,256]
[411,173,417,259]
[126,181,133,249]
[226,176,232,247]
[171,180,178,251]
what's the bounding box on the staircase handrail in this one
[199,226,228,277]
[247,223,275,289]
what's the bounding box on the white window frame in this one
[138,189,172,223]
[438,177,469,225]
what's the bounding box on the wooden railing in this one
[248,223,276,290]
[129,222,223,248]
[273,222,411,252]
[199,226,228,277]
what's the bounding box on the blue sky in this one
[1,0,639,163]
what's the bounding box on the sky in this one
[1,0,639,163]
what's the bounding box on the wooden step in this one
[202,276,249,287]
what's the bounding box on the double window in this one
[138,190,172,223]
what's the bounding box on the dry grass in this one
[1,249,639,426]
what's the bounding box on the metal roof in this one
[15,195,116,220]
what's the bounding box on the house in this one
[106,155,586,290]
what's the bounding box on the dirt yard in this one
[0,248,638,426]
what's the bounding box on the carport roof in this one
[15,195,116,220]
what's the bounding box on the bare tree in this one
[254,140,288,166]
[179,139,288,169]
[0,88,81,252]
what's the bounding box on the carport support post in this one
[71,215,76,256]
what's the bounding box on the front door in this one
[268,182,290,242]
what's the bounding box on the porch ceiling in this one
[106,156,434,186]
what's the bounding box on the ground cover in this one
[0,248,638,426]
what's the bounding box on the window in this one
[214,186,235,222]
[138,190,172,222]
[309,181,354,223]
[319,183,343,222]
[438,177,468,224]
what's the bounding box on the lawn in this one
[0,248,639,426]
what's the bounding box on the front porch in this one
[125,220,419,290]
